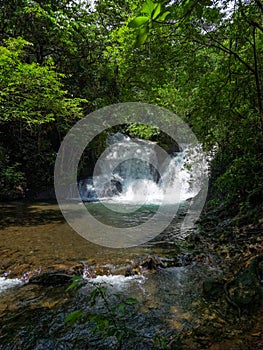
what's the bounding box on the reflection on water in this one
[85,201,159,228]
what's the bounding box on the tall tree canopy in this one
[120,0,263,216]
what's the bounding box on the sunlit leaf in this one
[152,3,162,20]
[128,16,149,28]
[141,0,156,16]
[157,11,170,22]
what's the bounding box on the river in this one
[0,192,261,350]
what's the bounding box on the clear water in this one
[85,201,160,227]
[1,202,258,349]
[0,201,189,277]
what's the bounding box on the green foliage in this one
[0,0,261,221]
[128,0,170,46]
[0,37,85,199]
[124,0,263,217]
[126,123,160,139]
[0,160,26,200]
[65,276,138,349]
[64,310,85,327]
[66,276,87,291]
[0,37,84,125]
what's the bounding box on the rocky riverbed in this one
[0,202,262,349]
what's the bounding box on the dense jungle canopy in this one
[0,0,262,221]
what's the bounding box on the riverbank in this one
[178,208,263,349]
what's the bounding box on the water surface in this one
[0,201,188,277]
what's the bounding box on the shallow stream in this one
[0,201,224,349]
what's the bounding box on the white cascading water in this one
[76,133,208,204]
[0,277,22,294]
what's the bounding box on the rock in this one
[140,255,165,270]
[225,256,263,313]
[47,263,84,275]
[29,271,73,286]
[203,277,225,300]
[110,179,122,194]
[227,257,263,307]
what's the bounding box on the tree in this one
[0,37,84,199]
[123,0,263,215]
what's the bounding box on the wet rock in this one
[203,277,225,300]
[111,265,135,277]
[48,263,84,275]
[89,255,179,277]
[110,179,122,194]
[226,256,263,310]
[136,255,179,272]
[140,255,165,270]
[29,271,73,286]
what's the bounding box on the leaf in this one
[124,297,138,304]
[88,288,101,305]
[196,4,204,18]
[157,11,170,22]
[113,293,121,299]
[182,0,192,7]
[115,303,125,312]
[152,3,162,20]
[66,276,85,291]
[115,330,124,342]
[65,310,84,326]
[135,26,149,47]
[128,16,149,28]
[98,286,106,295]
[141,0,156,16]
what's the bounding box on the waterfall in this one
[75,133,208,204]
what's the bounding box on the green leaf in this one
[66,276,85,291]
[128,16,149,28]
[115,330,124,342]
[115,303,125,312]
[157,11,170,22]
[152,3,162,20]
[141,0,155,16]
[135,26,149,47]
[88,288,100,304]
[124,297,138,304]
[196,4,204,18]
[98,286,107,294]
[65,310,84,326]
